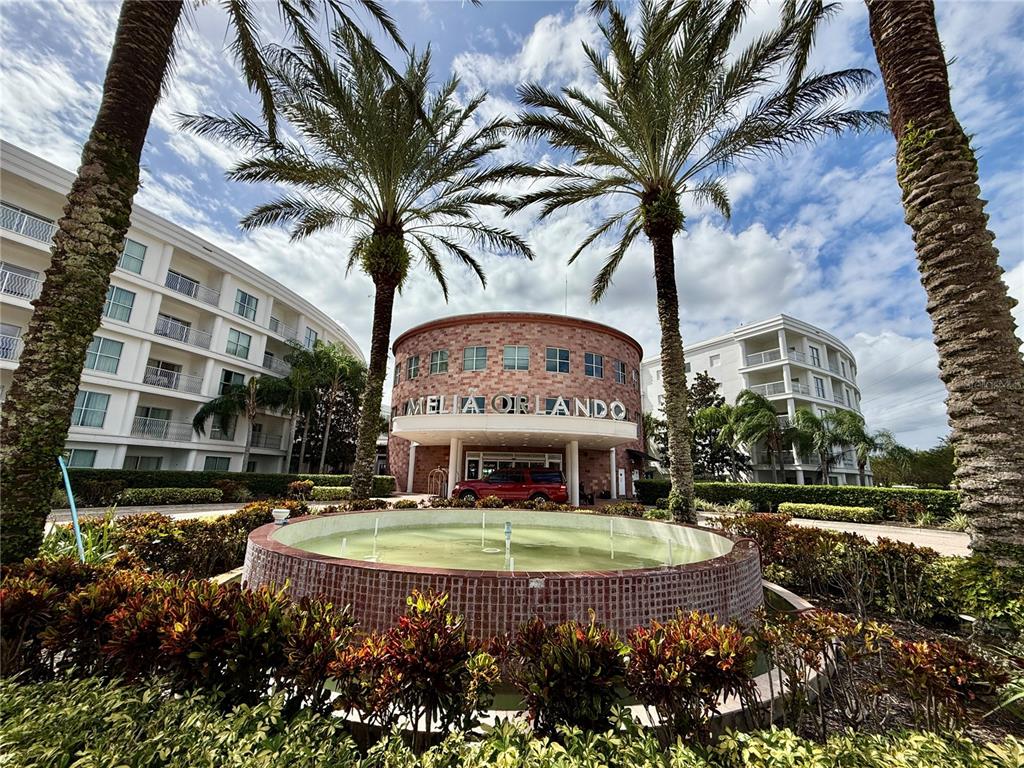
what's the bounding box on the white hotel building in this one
[0,142,362,472]
[641,315,871,486]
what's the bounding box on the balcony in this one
[131,417,194,442]
[209,425,235,441]
[0,334,23,361]
[745,349,782,366]
[268,316,299,342]
[788,350,807,363]
[833,393,847,405]
[0,268,42,301]
[1,203,57,244]
[262,352,291,376]
[250,431,283,449]
[164,271,221,306]
[828,362,841,375]
[142,366,203,395]
[154,315,212,349]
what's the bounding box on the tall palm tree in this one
[865,0,1024,565]
[193,376,291,472]
[791,407,850,484]
[0,0,404,563]
[511,0,884,521]
[735,391,798,484]
[182,30,533,498]
[312,343,364,474]
[282,341,320,472]
[830,409,902,486]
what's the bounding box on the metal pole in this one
[57,456,85,562]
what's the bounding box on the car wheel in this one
[459,490,478,502]
[529,493,549,502]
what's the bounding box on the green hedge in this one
[777,502,884,523]
[64,469,396,506]
[634,480,958,519]
[310,486,352,501]
[118,487,224,506]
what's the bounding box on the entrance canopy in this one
[391,413,637,450]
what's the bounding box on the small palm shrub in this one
[942,511,971,532]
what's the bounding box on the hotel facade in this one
[0,142,362,472]
[641,315,872,486]
[387,313,646,504]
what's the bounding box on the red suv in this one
[452,467,569,503]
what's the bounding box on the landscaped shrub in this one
[502,616,628,735]
[626,612,756,741]
[476,495,505,509]
[65,468,397,504]
[643,506,673,521]
[210,478,252,503]
[118,487,224,506]
[310,486,352,501]
[925,556,1024,637]
[777,501,884,523]
[288,479,315,499]
[600,502,647,518]
[635,478,672,505]
[346,498,388,511]
[393,498,419,509]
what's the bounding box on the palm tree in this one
[193,376,291,472]
[830,410,903,486]
[791,407,849,484]
[0,0,404,562]
[695,402,746,482]
[510,0,884,521]
[182,30,533,498]
[313,344,364,474]
[735,391,797,484]
[865,0,1024,565]
[282,341,319,472]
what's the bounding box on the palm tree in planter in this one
[734,391,798,484]
[0,0,404,562]
[182,30,532,498]
[193,376,292,473]
[865,0,1024,565]
[510,0,884,520]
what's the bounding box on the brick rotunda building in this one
[387,312,647,503]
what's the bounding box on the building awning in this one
[626,448,659,462]
[391,413,638,450]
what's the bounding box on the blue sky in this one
[1,0,1022,448]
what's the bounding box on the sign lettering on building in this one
[403,394,629,421]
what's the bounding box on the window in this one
[458,396,485,413]
[463,346,487,371]
[66,448,97,468]
[246,460,257,473]
[210,413,236,440]
[136,405,172,421]
[709,354,721,367]
[545,347,569,373]
[393,361,401,386]
[632,368,639,388]
[204,456,231,471]
[226,328,251,359]
[684,362,691,373]
[584,352,604,378]
[220,369,245,395]
[840,360,847,378]
[530,469,564,484]
[234,289,258,321]
[814,377,826,399]
[118,238,146,274]
[83,336,123,374]
[809,346,821,367]
[103,285,135,322]
[71,390,109,428]
[304,327,318,349]
[613,359,626,384]
[504,346,530,371]
[429,350,449,374]
[406,355,419,379]
[124,455,162,470]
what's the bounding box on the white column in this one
[112,444,128,469]
[132,340,152,382]
[782,363,793,393]
[446,437,460,496]
[568,440,580,506]
[201,358,218,397]
[795,467,804,485]
[406,442,417,494]
[120,390,141,435]
[609,448,618,500]
[777,328,788,356]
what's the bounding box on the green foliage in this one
[475,495,505,509]
[311,486,353,501]
[600,502,648,518]
[503,616,628,736]
[871,438,955,489]
[118,487,224,505]
[925,556,1024,636]
[643,506,673,521]
[65,469,397,504]
[392,499,419,509]
[288,479,315,499]
[777,502,884,523]
[37,513,119,563]
[635,478,672,505]
[942,511,971,532]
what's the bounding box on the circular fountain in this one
[242,508,762,637]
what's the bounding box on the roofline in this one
[392,311,644,359]
[0,140,364,363]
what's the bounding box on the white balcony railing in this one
[250,431,283,449]
[210,425,235,441]
[0,268,43,301]
[262,352,291,376]
[268,316,299,341]
[1,203,58,243]
[828,362,841,375]
[154,315,212,349]
[833,393,847,404]
[792,383,811,395]
[788,350,807,363]
[131,417,194,442]
[749,381,788,397]
[777,415,791,428]
[142,366,203,395]
[744,349,782,366]
[164,271,221,306]
[0,334,23,361]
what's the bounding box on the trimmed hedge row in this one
[633,479,959,519]
[118,488,224,506]
[63,469,396,506]
[777,502,884,523]
[310,486,352,501]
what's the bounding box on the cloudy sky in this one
[2,0,1021,448]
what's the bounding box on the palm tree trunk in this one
[858,461,866,487]
[650,229,696,522]
[242,433,252,473]
[350,280,397,498]
[298,412,312,472]
[768,446,778,484]
[867,0,1024,565]
[776,442,786,485]
[285,414,298,473]
[0,0,183,563]
[317,402,335,474]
